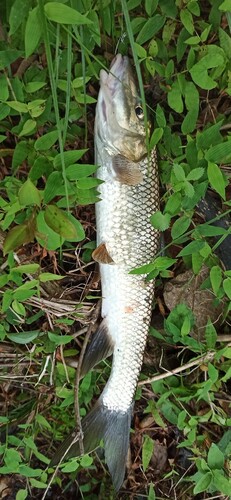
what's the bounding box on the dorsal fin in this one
[112,154,143,186]
[92,242,114,264]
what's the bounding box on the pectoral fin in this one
[92,242,114,264]
[112,154,143,186]
[80,319,114,377]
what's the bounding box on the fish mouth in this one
[100,54,130,87]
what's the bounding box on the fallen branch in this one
[138,347,231,386]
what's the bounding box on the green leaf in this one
[205,141,231,163]
[187,167,204,181]
[66,164,98,180]
[25,7,42,58]
[171,215,191,239]
[34,130,59,151]
[167,81,184,113]
[12,141,30,170]
[142,435,154,472]
[210,266,222,295]
[150,128,163,148]
[0,50,23,70]
[7,330,40,344]
[136,14,165,44]
[212,470,231,495]
[223,277,231,299]
[39,273,64,283]
[178,240,205,257]
[150,211,171,230]
[3,222,35,254]
[77,177,103,189]
[18,178,41,206]
[207,162,226,200]
[208,443,225,470]
[190,48,225,90]
[173,163,186,181]
[219,0,231,10]
[7,101,28,113]
[54,149,87,169]
[180,9,194,34]
[196,121,223,150]
[11,264,40,274]
[24,82,46,93]
[193,472,213,494]
[44,3,93,25]
[19,119,37,137]
[48,332,73,345]
[43,171,63,204]
[16,489,28,500]
[205,320,217,349]
[44,205,77,239]
[61,459,80,473]
[36,211,63,250]
[9,0,30,36]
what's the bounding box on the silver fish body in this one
[52,54,159,490]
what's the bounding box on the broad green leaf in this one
[18,178,41,206]
[48,332,73,345]
[11,264,40,274]
[190,48,225,90]
[61,459,80,473]
[150,128,163,148]
[193,472,213,494]
[3,222,35,254]
[39,273,64,282]
[7,101,28,113]
[223,277,231,299]
[136,14,165,44]
[180,9,194,34]
[66,164,98,180]
[156,104,166,127]
[0,50,23,70]
[44,3,93,25]
[207,162,226,200]
[54,149,87,169]
[211,470,231,496]
[9,0,30,35]
[178,240,205,256]
[65,213,85,242]
[205,320,217,349]
[44,205,77,239]
[173,163,186,181]
[24,82,46,93]
[77,177,103,189]
[25,7,42,58]
[142,435,154,472]
[150,210,171,230]
[187,168,204,181]
[43,171,63,204]
[171,216,191,239]
[36,211,63,250]
[196,121,223,150]
[167,81,184,113]
[207,443,224,469]
[7,330,40,344]
[12,141,30,170]
[0,74,9,101]
[219,0,231,10]
[16,489,28,500]
[34,130,59,151]
[19,119,37,137]
[205,141,231,163]
[210,266,222,295]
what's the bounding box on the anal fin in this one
[92,242,114,264]
[80,319,114,377]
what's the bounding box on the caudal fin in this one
[51,399,133,491]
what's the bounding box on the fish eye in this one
[135,105,144,120]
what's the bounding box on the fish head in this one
[96,54,148,162]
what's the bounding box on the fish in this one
[51,53,159,490]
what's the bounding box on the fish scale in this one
[51,54,159,491]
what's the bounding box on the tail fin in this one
[51,399,133,491]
